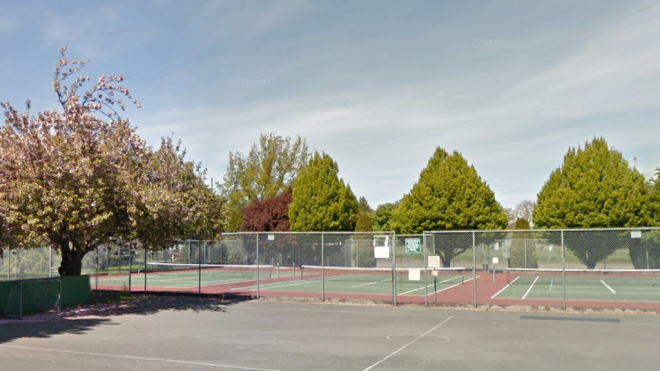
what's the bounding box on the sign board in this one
[631,230,642,239]
[492,257,499,265]
[408,268,421,281]
[427,255,441,269]
[267,234,275,241]
[374,246,389,259]
[405,238,421,253]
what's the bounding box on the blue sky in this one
[1,0,659,209]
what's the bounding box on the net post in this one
[321,233,325,302]
[472,231,477,307]
[434,276,438,303]
[561,230,566,310]
[256,234,260,299]
[424,233,428,307]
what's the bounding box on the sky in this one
[1,0,659,209]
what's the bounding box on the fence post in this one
[322,233,325,302]
[561,230,566,310]
[424,232,428,307]
[256,234,260,299]
[392,232,397,306]
[472,231,477,307]
[199,240,202,295]
[144,248,148,292]
[128,251,132,292]
[95,246,99,290]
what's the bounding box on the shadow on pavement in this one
[0,293,250,343]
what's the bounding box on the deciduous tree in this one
[0,48,221,275]
[221,133,309,231]
[240,188,292,232]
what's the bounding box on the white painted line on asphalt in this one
[362,317,453,371]
[0,345,288,371]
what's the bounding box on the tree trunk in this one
[58,243,85,276]
[585,260,597,270]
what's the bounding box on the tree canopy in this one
[390,147,507,267]
[240,188,292,232]
[372,202,399,232]
[289,152,358,231]
[221,133,309,231]
[0,48,222,275]
[534,138,649,268]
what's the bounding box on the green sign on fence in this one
[405,238,421,253]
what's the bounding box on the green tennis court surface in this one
[94,264,470,297]
[95,263,288,289]
[494,271,660,302]
[234,268,469,297]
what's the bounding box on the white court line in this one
[0,345,287,371]
[522,276,539,300]
[171,277,258,288]
[399,276,463,296]
[491,276,520,299]
[600,280,616,294]
[351,279,388,288]
[362,317,452,371]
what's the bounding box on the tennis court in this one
[492,269,660,304]
[93,263,472,304]
[2,298,660,371]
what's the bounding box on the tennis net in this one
[506,268,660,287]
[144,262,274,280]
[300,265,466,284]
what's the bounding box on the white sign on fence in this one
[374,246,389,259]
[427,255,441,269]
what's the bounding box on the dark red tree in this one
[240,188,293,232]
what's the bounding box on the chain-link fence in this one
[4,228,660,311]
[0,246,60,282]
[423,228,660,311]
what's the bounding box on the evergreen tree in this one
[391,147,507,267]
[289,152,358,232]
[534,138,649,269]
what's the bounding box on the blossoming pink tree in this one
[0,48,222,276]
